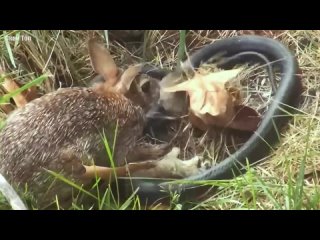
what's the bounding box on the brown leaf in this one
[229,105,261,132]
[0,103,15,114]
[2,78,28,108]
[164,69,242,115]
[164,68,261,132]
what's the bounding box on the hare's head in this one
[87,38,160,112]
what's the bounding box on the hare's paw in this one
[165,147,180,158]
[184,155,212,173]
[183,156,202,167]
[200,158,212,170]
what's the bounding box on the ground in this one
[0,30,319,210]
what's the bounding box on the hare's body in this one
[0,87,150,207]
[0,39,175,208]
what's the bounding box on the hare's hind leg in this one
[41,148,158,209]
[83,160,157,184]
[58,148,157,185]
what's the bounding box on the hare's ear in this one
[88,39,119,86]
[114,64,143,94]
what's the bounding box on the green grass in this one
[177,30,187,65]
[0,30,319,210]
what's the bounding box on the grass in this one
[0,30,319,210]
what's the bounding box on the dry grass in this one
[0,30,319,210]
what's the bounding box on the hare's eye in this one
[141,81,151,93]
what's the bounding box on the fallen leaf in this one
[229,105,261,131]
[163,68,261,132]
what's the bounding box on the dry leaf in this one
[229,105,261,131]
[163,68,261,132]
[158,70,189,115]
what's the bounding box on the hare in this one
[0,38,170,209]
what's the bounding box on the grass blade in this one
[178,30,187,65]
[293,118,313,209]
[47,170,97,200]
